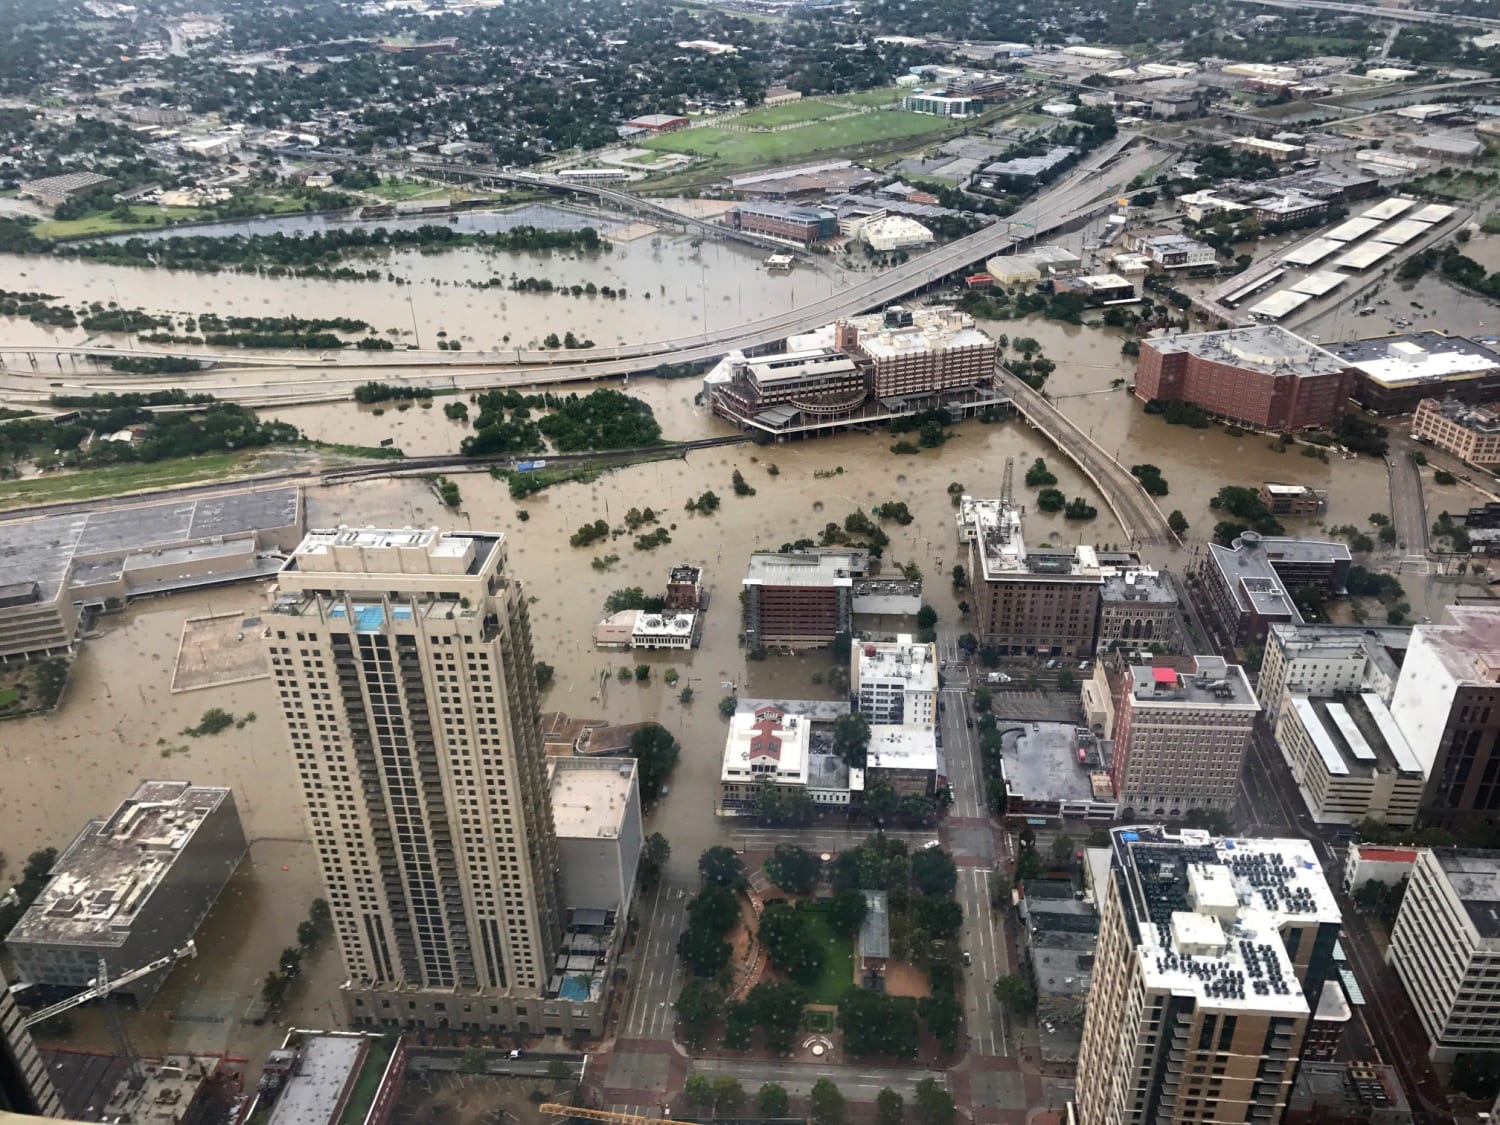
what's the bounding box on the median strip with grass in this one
[0,451,264,509]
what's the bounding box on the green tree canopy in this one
[764,844,822,894]
[699,845,747,888]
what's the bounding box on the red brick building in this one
[1135,325,1352,432]
[742,551,854,649]
[626,114,690,134]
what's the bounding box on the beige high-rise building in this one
[1111,656,1260,816]
[1077,826,1343,1125]
[266,527,563,1033]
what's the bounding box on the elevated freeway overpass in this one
[1229,0,1500,28]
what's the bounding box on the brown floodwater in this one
[5,297,1489,1064]
[1,211,853,355]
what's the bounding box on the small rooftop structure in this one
[859,891,891,962]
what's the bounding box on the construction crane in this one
[1000,455,1015,506]
[539,1105,662,1125]
[21,941,196,1088]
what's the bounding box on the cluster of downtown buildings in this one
[1,524,645,1067]
[1133,322,1500,438]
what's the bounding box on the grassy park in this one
[828,86,903,107]
[799,906,856,1005]
[34,205,203,240]
[738,99,850,127]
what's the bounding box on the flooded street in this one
[2,419,1099,1064]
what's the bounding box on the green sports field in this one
[736,99,849,127]
[643,109,955,170]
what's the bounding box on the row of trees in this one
[677,1074,952,1125]
[60,224,609,274]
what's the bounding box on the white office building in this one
[1388,848,1500,1060]
[1273,692,1425,828]
[852,634,938,725]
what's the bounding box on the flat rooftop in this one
[1101,568,1176,605]
[265,1035,365,1125]
[846,306,994,360]
[1001,722,1110,804]
[1406,605,1500,684]
[1268,622,1410,684]
[1433,851,1500,939]
[1422,396,1500,433]
[9,781,234,949]
[1147,325,1344,378]
[0,486,300,605]
[744,551,856,588]
[981,144,1078,178]
[548,759,637,839]
[1112,827,1341,1013]
[962,496,1102,583]
[282,526,499,577]
[1291,692,1422,777]
[1205,541,1301,621]
[1128,656,1257,708]
[865,723,939,771]
[745,349,860,385]
[721,706,813,782]
[859,891,890,959]
[857,637,937,693]
[1328,333,1500,386]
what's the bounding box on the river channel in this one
[1,202,864,354]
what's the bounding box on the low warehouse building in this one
[0,486,303,662]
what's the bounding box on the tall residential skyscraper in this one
[1076,826,1342,1125]
[0,981,62,1118]
[267,527,561,1031]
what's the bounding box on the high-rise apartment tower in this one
[1077,826,1342,1125]
[0,983,61,1118]
[267,527,561,1031]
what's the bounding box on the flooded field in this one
[1,206,852,354]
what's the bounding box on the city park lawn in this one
[799,905,856,1005]
[827,86,903,107]
[643,109,955,170]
